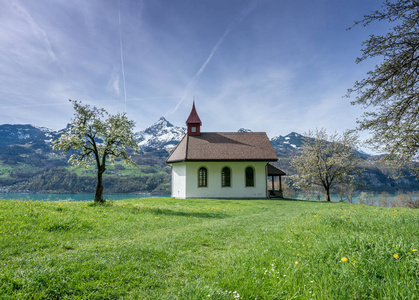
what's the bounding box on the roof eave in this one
[167,158,278,163]
[165,134,188,164]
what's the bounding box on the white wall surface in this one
[170,161,268,199]
[171,163,186,199]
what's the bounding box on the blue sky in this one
[0,0,390,141]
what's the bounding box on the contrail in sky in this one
[170,27,231,115]
[118,0,127,113]
[170,32,228,115]
[170,1,257,115]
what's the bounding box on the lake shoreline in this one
[0,192,170,201]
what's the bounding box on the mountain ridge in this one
[1,118,418,194]
[0,119,311,152]
[135,117,186,151]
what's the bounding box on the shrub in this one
[357,192,375,206]
[391,192,419,208]
[378,192,390,207]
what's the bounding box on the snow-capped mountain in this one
[0,118,186,151]
[238,128,252,133]
[270,132,306,151]
[0,120,309,153]
[134,120,309,154]
[0,124,62,146]
[135,117,186,151]
[5,120,417,193]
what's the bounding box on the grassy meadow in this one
[0,197,418,299]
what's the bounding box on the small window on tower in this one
[191,127,197,133]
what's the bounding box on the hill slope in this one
[1,198,418,298]
[0,120,418,194]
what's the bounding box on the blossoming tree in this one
[53,100,139,203]
[291,128,362,202]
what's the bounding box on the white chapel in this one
[166,102,285,199]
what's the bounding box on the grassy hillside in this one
[0,144,174,194]
[1,198,418,299]
[2,141,419,194]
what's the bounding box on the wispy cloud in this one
[0,0,389,138]
[107,67,120,96]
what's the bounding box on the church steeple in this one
[186,101,202,136]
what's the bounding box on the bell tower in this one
[186,101,202,136]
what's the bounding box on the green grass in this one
[1,198,418,299]
[0,164,13,179]
[0,162,38,179]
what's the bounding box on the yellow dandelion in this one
[412,249,418,252]
[295,261,299,265]
[393,254,399,259]
[341,257,348,262]
[155,217,160,220]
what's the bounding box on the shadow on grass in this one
[154,208,230,219]
[196,197,313,203]
[130,206,230,219]
[266,198,346,205]
[265,198,306,202]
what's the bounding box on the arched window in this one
[221,167,231,187]
[245,166,254,187]
[198,167,207,187]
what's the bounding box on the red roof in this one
[186,101,202,125]
[166,132,278,163]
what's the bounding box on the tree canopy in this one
[291,129,362,202]
[53,100,139,202]
[348,0,419,176]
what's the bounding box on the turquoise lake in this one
[0,193,170,201]
[0,192,402,204]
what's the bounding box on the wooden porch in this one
[267,164,286,198]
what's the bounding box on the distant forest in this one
[1,139,419,195]
[0,144,171,195]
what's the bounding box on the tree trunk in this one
[325,187,331,202]
[94,167,105,203]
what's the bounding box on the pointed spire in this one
[186,101,202,125]
[186,101,202,135]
